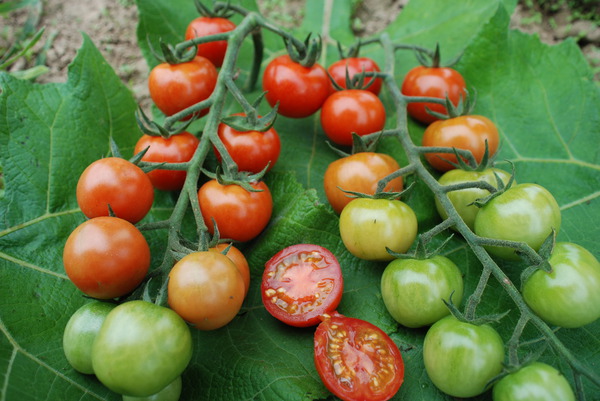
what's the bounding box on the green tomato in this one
[435,167,512,231]
[523,242,600,328]
[474,183,561,260]
[62,301,116,374]
[122,376,182,401]
[92,300,193,397]
[339,198,418,261]
[423,315,504,398]
[381,256,464,328]
[493,362,575,401]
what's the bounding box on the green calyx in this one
[194,0,235,19]
[285,33,322,67]
[414,42,463,68]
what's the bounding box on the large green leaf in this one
[1,1,599,401]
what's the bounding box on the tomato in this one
[324,152,403,214]
[522,242,600,328]
[134,131,199,191]
[401,65,466,124]
[339,198,418,261]
[327,57,382,95]
[197,179,272,242]
[92,301,192,397]
[423,315,504,398]
[314,312,404,401]
[76,157,154,224]
[261,244,343,327]
[63,217,150,299]
[63,301,116,374]
[168,251,245,330]
[422,115,500,171]
[262,55,329,118]
[492,362,575,401]
[148,56,217,119]
[381,256,464,328]
[474,183,561,260]
[215,113,281,173]
[209,243,250,295]
[122,376,182,401]
[320,89,386,146]
[185,16,236,67]
[435,167,513,231]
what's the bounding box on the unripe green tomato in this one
[381,256,464,328]
[122,376,182,401]
[492,362,575,401]
[62,301,116,374]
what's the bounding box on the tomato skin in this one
[262,55,329,118]
[324,152,403,214]
[261,244,343,327]
[422,115,500,171]
[134,132,199,191]
[339,198,418,261]
[401,65,466,124]
[474,183,561,260]
[209,243,250,295]
[122,376,182,401]
[492,362,575,401]
[76,157,154,224]
[320,89,386,146]
[314,312,404,401]
[522,242,600,328]
[327,57,382,95]
[381,256,464,328]
[148,56,217,119]
[197,180,272,242]
[63,216,151,299]
[92,301,193,397]
[423,315,504,398]
[185,16,236,67]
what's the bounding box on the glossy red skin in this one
[134,132,199,191]
[148,56,217,119]
[210,243,251,296]
[76,157,154,224]
[401,65,466,124]
[63,217,151,299]
[320,89,386,146]
[422,115,499,171]
[262,55,329,118]
[327,57,382,95]
[185,16,236,67]
[261,244,343,327]
[197,180,272,242]
[314,312,404,401]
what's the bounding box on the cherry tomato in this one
[422,115,500,171]
[314,311,404,401]
[522,242,600,328]
[381,256,464,328]
[261,244,343,327]
[327,57,382,95]
[492,362,575,401]
[197,179,272,242]
[76,157,154,224]
[148,56,217,119]
[168,251,245,330]
[474,183,561,260]
[92,301,193,397]
[215,113,281,173]
[324,152,403,214]
[262,55,329,118]
[423,315,504,398]
[339,198,418,261]
[401,65,466,124]
[63,216,151,299]
[209,243,250,295]
[122,376,182,401]
[185,16,236,67]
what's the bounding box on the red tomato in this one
[63,217,150,299]
[314,312,404,401]
[262,55,329,118]
[134,131,199,191]
[327,57,382,95]
[401,65,466,124]
[148,56,217,119]
[261,244,343,327]
[76,157,154,224]
[197,180,272,242]
[422,115,499,171]
[215,114,281,173]
[185,16,236,67]
[209,243,250,296]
